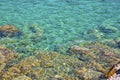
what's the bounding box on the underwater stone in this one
[0,46,18,73]
[75,67,101,80]
[0,46,18,61]
[0,25,21,37]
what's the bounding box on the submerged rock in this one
[75,67,101,80]
[0,46,18,73]
[69,42,120,79]
[1,42,120,80]
[0,49,82,80]
[0,46,18,61]
[0,25,21,37]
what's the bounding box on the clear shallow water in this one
[0,0,120,52]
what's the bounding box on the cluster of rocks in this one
[0,46,82,80]
[0,24,120,79]
[0,42,120,79]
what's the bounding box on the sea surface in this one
[0,0,120,53]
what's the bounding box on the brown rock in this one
[0,46,18,61]
[104,61,120,79]
[0,46,18,73]
[0,25,21,37]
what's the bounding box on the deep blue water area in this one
[0,0,120,53]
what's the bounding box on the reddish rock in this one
[105,61,120,80]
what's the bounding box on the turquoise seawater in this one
[0,0,120,53]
